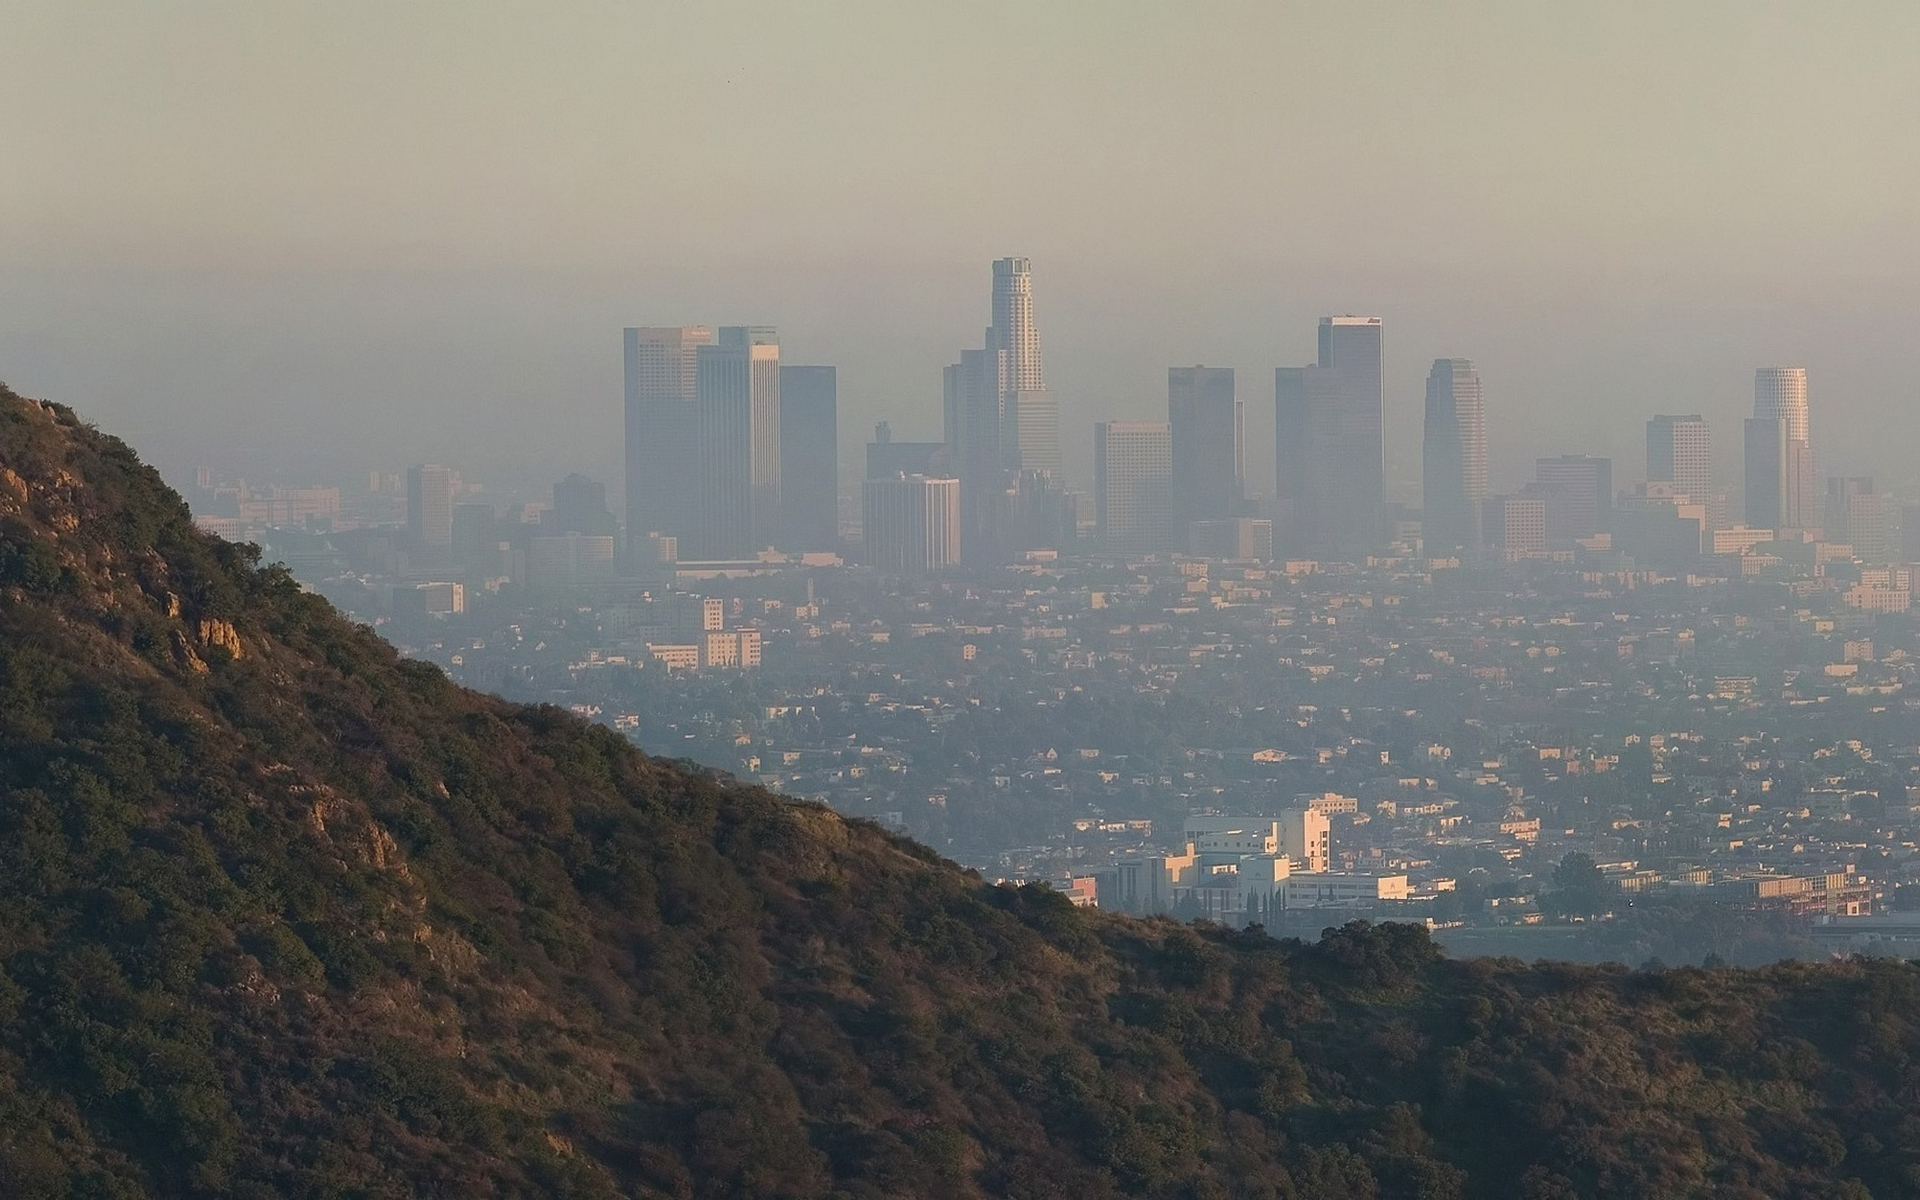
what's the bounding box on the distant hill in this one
[0,381,1916,1198]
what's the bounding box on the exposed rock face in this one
[198,616,243,658]
[0,466,27,507]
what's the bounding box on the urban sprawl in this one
[189,259,1920,965]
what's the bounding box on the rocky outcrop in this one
[198,616,243,658]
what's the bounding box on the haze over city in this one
[7,1,1920,498]
[21,4,1920,1193]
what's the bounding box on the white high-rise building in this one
[989,257,1043,394]
[1647,415,1712,513]
[1277,809,1331,874]
[1755,367,1809,442]
[1747,368,1814,530]
[863,474,960,575]
[1094,421,1173,554]
[988,258,1059,481]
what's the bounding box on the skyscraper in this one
[1746,368,1814,530]
[1532,454,1612,545]
[1421,359,1487,556]
[950,257,1062,563]
[1168,366,1242,542]
[1094,421,1173,555]
[867,421,949,479]
[1755,367,1810,442]
[623,326,714,549]
[1483,493,1547,558]
[989,257,1060,480]
[863,474,960,575]
[449,502,497,573]
[692,327,780,559]
[1743,418,1790,531]
[989,256,1043,393]
[1828,477,1902,564]
[406,464,456,549]
[778,364,838,552]
[1013,390,1062,478]
[1646,414,1712,517]
[947,345,1009,564]
[1276,316,1383,555]
[544,473,616,537]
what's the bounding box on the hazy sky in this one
[6,1,1920,501]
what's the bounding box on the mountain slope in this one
[1,383,1918,1199]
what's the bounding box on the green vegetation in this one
[3,381,1920,1197]
[1541,851,1613,918]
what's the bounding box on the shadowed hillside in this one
[1,381,1918,1199]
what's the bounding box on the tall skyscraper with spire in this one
[1421,359,1486,556]
[1744,367,1814,530]
[988,257,1059,478]
[989,257,1043,393]
[950,257,1063,563]
[1276,316,1384,555]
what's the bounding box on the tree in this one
[1545,851,1612,917]
[1552,851,1604,892]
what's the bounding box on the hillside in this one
[1,382,1919,1199]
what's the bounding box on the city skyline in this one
[358,257,1857,571]
[12,7,1920,499]
[18,7,1920,1187]
[590,293,1841,545]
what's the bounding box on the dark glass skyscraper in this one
[546,473,616,537]
[692,327,780,559]
[623,325,714,550]
[406,463,456,550]
[1421,358,1486,556]
[1743,417,1790,531]
[1276,316,1383,555]
[1532,454,1612,545]
[1168,366,1242,543]
[778,364,838,553]
[946,345,1008,564]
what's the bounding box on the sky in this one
[5,1,1920,502]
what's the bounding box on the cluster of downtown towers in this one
[623,258,1820,572]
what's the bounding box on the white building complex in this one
[1095,807,1408,925]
